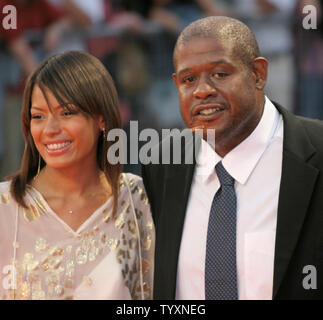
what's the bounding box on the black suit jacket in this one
[142,103,323,299]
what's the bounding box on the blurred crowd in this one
[0,0,322,178]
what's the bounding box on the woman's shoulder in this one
[120,172,145,188]
[120,172,149,206]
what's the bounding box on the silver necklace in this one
[66,188,108,215]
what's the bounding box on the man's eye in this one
[212,72,228,79]
[182,75,195,83]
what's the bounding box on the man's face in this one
[173,37,266,156]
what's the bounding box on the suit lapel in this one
[272,104,319,298]
[157,132,200,299]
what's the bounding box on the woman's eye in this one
[31,114,43,120]
[62,110,77,116]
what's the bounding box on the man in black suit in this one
[142,16,323,299]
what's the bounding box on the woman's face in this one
[30,85,104,170]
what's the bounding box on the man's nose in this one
[193,75,217,99]
[43,115,61,135]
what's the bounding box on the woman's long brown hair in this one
[9,51,123,215]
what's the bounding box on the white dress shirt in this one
[175,97,284,300]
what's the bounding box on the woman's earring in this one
[103,128,106,143]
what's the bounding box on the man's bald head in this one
[173,16,261,69]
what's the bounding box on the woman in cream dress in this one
[0,51,154,300]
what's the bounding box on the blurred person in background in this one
[104,0,148,33]
[0,0,70,178]
[228,0,298,113]
[149,0,226,34]
[97,0,154,175]
[48,0,106,52]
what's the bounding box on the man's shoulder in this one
[296,115,323,131]
[294,115,323,147]
[274,101,323,148]
[281,111,323,167]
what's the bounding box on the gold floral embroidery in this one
[142,194,149,205]
[143,235,152,251]
[33,197,47,214]
[133,281,151,300]
[115,204,129,229]
[23,204,41,222]
[108,239,120,251]
[119,174,126,188]
[128,238,137,250]
[117,249,127,264]
[129,178,135,187]
[18,282,30,300]
[100,232,107,246]
[21,193,50,222]
[27,260,39,272]
[130,184,145,200]
[41,257,50,272]
[131,185,139,195]
[35,238,48,253]
[135,208,143,220]
[142,282,151,299]
[146,221,153,230]
[0,193,10,205]
[22,253,34,270]
[126,179,149,206]
[102,208,112,223]
[141,259,150,275]
[75,246,88,265]
[128,220,137,234]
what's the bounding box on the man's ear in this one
[252,57,268,90]
[172,72,178,87]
